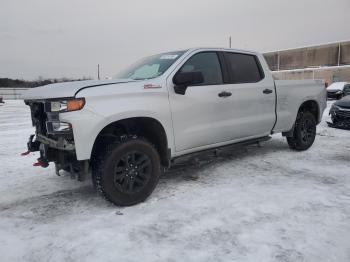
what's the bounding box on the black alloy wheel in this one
[113,151,152,194]
[92,137,161,206]
[287,111,316,151]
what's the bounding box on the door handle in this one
[263,89,273,94]
[218,91,232,98]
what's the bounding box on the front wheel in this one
[287,111,316,151]
[92,137,161,206]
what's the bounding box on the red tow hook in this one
[21,150,31,156]
[33,161,49,168]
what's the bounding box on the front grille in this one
[29,102,48,136]
[334,106,350,118]
[335,110,350,118]
[28,101,74,141]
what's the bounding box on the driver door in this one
[168,51,232,152]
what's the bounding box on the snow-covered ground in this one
[0,100,349,262]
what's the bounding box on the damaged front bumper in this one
[327,120,350,130]
[26,133,75,163]
[36,134,75,151]
[26,132,89,180]
[24,100,89,180]
[327,105,350,130]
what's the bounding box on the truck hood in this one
[22,79,135,100]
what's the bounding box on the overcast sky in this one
[1,0,350,80]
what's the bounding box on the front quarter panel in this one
[59,81,174,160]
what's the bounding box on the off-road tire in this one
[92,136,161,206]
[287,111,316,151]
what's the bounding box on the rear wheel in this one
[287,111,316,151]
[92,137,161,206]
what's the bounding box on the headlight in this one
[49,98,85,113]
[336,90,343,94]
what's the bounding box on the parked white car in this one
[23,47,327,205]
[327,82,350,100]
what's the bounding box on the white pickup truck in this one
[23,48,327,206]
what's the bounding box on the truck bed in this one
[273,79,327,133]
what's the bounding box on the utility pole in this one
[97,64,100,80]
[337,43,341,67]
[229,36,232,48]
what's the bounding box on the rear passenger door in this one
[221,52,276,139]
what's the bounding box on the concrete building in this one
[263,40,350,84]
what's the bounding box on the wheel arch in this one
[91,117,171,167]
[298,100,320,123]
[282,99,320,137]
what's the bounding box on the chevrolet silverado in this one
[23,48,327,206]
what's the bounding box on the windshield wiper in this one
[132,77,156,80]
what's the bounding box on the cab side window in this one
[179,52,223,85]
[224,52,263,84]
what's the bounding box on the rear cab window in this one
[223,52,264,84]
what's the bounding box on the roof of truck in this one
[188,47,258,54]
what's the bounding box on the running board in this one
[171,136,272,164]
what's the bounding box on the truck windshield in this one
[115,50,186,80]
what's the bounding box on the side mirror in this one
[173,71,204,95]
